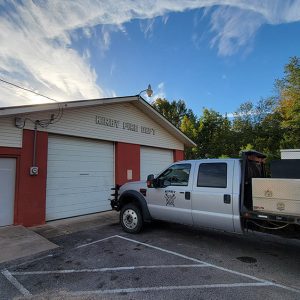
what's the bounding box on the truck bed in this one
[252,178,300,217]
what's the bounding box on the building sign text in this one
[96,116,155,135]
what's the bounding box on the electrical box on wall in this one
[30,166,39,176]
[127,169,133,180]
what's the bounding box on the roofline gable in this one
[0,96,196,147]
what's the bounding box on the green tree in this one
[180,115,198,159]
[231,97,282,159]
[152,98,198,158]
[232,101,256,151]
[152,98,196,128]
[276,56,300,148]
[197,109,233,158]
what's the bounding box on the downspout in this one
[33,121,38,167]
[30,121,39,176]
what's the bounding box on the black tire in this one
[120,203,143,233]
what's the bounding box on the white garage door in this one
[0,158,16,226]
[140,147,174,180]
[46,135,114,221]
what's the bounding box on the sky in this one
[0,0,300,116]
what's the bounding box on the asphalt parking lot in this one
[1,213,300,299]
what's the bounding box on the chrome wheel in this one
[122,209,138,230]
[120,203,143,233]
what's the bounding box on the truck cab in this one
[145,159,242,233]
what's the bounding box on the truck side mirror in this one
[147,174,155,188]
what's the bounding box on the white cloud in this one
[162,15,169,25]
[100,24,127,54]
[205,0,300,55]
[152,82,166,101]
[208,6,265,56]
[140,18,156,39]
[0,0,300,106]
[110,63,116,77]
[224,112,235,118]
[101,27,111,51]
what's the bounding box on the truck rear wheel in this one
[120,203,143,233]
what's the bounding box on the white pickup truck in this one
[110,151,300,234]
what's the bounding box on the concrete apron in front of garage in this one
[0,211,118,265]
[0,226,58,264]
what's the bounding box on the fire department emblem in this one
[264,190,273,198]
[277,202,285,211]
[165,190,176,207]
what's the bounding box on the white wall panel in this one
[140,147,174,180]
[23,103,184,150]
[0,117,22,148]
[0,158,16,226]
[281,149,300,159]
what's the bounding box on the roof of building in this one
[0,95,196,147]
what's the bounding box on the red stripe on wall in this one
[15,129,48,226]
[173,149,184,162]
[115,142,140,186]
[0,147,21,156]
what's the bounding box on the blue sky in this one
[0,1,300,116]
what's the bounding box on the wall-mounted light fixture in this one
[138,84,153,98]
[15,117,24,128]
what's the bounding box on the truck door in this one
[191,161,235,232]
[146,163,193,225]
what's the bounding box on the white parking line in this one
[1,269,31,296]
[75,235,118,248]
[57,282,275,296]
[8,254,54,269]
[115,235,300,295]
[10,264,209,275]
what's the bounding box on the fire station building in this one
[0,96,195,227]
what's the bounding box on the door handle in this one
[185,192,191,200]
[224,194,231,204]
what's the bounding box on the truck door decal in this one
[165,190,176,206]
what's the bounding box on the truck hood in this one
[119,180,147,193]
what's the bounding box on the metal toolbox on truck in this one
[252,178,300,217]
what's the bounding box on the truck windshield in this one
[158,163,191,186]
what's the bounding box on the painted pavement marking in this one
[54,282,275,296]
[10,264,209,275]
[75,235,118,249]
[3,234,300,296]
[1,269,32,296]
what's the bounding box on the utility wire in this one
[0,77,65,128]
[0,78,59,103]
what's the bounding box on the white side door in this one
[146,163,193,225]
[0,158,16,226]
[140,147,173,180]
[191,161,235,232]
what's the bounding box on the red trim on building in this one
[0,147,21,156]
[173,149,184,162]
[115,142,140,186]
[15,130,48,227]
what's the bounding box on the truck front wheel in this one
[120,203,143,233]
